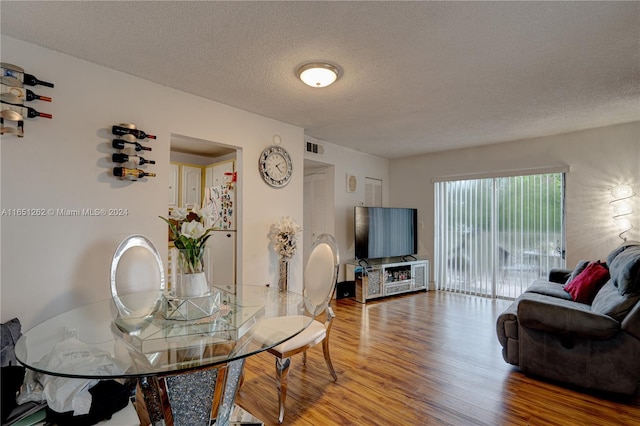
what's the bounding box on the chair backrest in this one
[304,234,339,316]
[110,234,165,323]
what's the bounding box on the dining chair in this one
[255,233,340,423]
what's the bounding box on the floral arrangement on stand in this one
[269,216,302,292]
[269,216,303,259]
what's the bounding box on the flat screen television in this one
[354,206,418,260]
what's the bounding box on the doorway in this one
[434,172,565,298]
[303,160,335,267]
[169,134,241,291]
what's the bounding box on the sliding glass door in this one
[434,173,565,298]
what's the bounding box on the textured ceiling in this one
[1,1,639,159]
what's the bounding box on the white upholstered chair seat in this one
[255,315,327,354]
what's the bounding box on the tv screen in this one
[354,206,418,260]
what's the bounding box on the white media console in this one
[344,258,429,303]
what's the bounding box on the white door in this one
[181,165,202,208]
[205,161,234,187]
[365,177,382,207]
[303,169,329,266]
[168,163,179,209]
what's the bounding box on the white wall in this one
[170,151,235,166]
[390,122,640,286]
[0,37,305,330]
[304,137,389,281]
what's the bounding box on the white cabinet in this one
[171,161,235,210]
[205,160,234,188]
[180,165,202,208]
[169,162,204,209]
[346,259,429,303]
[168,163,179,209]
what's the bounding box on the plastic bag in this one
[25,338,126,415]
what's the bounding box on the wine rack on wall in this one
[1,62,54,138]
[110,123,157,181]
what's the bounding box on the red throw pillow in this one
[564,261,610,304]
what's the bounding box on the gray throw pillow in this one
[607,241,640,266]
[609,245,640,295]
[566,260,590,285]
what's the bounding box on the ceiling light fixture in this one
[297,62,339,88]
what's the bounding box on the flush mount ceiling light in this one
[297,62,339,88]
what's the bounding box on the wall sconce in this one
[610,184,636,241]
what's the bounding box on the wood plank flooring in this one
[236,291,640,425]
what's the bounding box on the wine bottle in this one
[0,102,52,119]
[112,152,155,165]
[113,167,156,179]
[1,63,54,88]
[112,125,156,140]
[1,84,52,102]
[112,139,151,152]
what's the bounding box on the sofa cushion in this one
[525,280,572,300]
[608,245,640,296]
[591,281,640,320]
[517,293,619,339]
[606,240,640,266]
[563,261,610,304]
[566,260,590,284]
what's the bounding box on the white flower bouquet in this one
[269,216,302,259]
[160,204,219,273]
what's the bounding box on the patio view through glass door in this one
[434,172,565,298]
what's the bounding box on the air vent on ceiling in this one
[306,140,324,155]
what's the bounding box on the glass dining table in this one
[15,286,314,426]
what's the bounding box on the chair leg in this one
[302,349,307,365]
[322,338,338,381]
[276,357,291,424]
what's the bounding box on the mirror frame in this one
[110,234,165,320]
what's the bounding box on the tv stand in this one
[345,257,429,303]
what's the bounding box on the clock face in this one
[259,146,293,188]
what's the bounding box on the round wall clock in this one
[258,145,293,188]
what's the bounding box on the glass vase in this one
[163,246,220,321]
[278,257,289,293]
[171,247,211,297]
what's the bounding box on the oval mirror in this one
[110,235,165,325]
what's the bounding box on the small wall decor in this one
[1,62,54,138]
[346,174,357,193]
[110,123,157,181]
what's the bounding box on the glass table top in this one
[15,286,314,379]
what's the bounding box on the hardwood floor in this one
[236,291,640,425]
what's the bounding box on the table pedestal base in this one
[137,358,261,426]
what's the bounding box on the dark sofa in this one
[496,241,640,394]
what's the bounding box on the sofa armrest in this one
[517,293,619,339]
[548,268,572,284]
[622,300,640,340]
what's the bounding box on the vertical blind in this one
[434,173,565,298]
